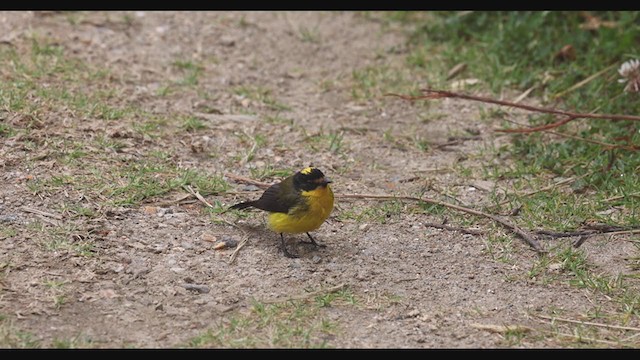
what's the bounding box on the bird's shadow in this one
[232,221,326,258]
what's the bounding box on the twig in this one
[622,332,640,343]
[573,236,589,248]
[496,115,577,134]
[492,172,592,208]
[241,129,258,164]
[263,283,347,304]
[536,230,597,238]
[602,191,640,203]
[338,193,544,253]
[536,314,640,332]
[513,84,538,104]
[224,173,271,189]
[552,64,618,99]
[603,229,640,237]
[229,237,248,264]
[543,330,626,347]
[423,222,485,235]
[21,206,63,220]
[182,283,210,294]
[396,89,640,122]
[183,185,215,208]
[537,227,640,238]
[470,323,532,334]
[389,89,640,143]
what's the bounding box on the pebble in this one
[0,214,18,223]
[311,255,321,264]
[182,283,210,294]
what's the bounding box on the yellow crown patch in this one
[300,167,315,175]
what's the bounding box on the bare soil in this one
[0,11,637,348]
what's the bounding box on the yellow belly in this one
[268,185,334,234]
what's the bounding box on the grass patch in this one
[351,65,422,101]
[233,85,291,111]
[0,317,41,348]
[407,11,640,231]
[172,59,204,86]
[186,287,358,348]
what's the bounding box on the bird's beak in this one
[323,177,332,185]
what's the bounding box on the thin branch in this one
[552,64,618,99]
[470,323,533,334]
[495,115,576,133]
[338,193,544,253]
[536,314,640,332]
[183,185,215,208]
[391,89,640,122]
[536,230,597,238]
[491,172,592,209]
[21,206,63,220]
[423,222,485,235]
[499,116,638,151]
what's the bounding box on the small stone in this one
[548,263,563,272]
[0,214,18,223]
[219,36,235,47]
[241,185,260,191]
[359,223,369,231]
[311,255,321,264]
[201,233,217,243]
[182,283,210,294]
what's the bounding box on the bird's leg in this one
[303,232,327,248]
[280,233,299,258]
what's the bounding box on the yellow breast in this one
[267,185,334,234]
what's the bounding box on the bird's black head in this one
[293,167,332,192]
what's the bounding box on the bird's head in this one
[293,167,332,191]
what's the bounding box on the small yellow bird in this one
[229,167,334,258]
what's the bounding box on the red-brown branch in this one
[389,89,640,122]
[495,116,577,133]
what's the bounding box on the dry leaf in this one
[579,12,617,30]
[142,206,158,215]
[554,44,576,62]
[450,78,480,91]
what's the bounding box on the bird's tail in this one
[228,201,256,211]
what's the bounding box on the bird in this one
[229,167,334,258]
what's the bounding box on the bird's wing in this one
[251,183,302,214]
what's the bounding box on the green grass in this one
[172,59,204,86]
[182,116,207,132]
[0,317,41,348]
[408,12,640,233]
[185,287,358,348]
[233,85,291,111]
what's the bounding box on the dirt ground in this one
[0,11,638,348]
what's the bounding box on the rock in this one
[311,255,321,264]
